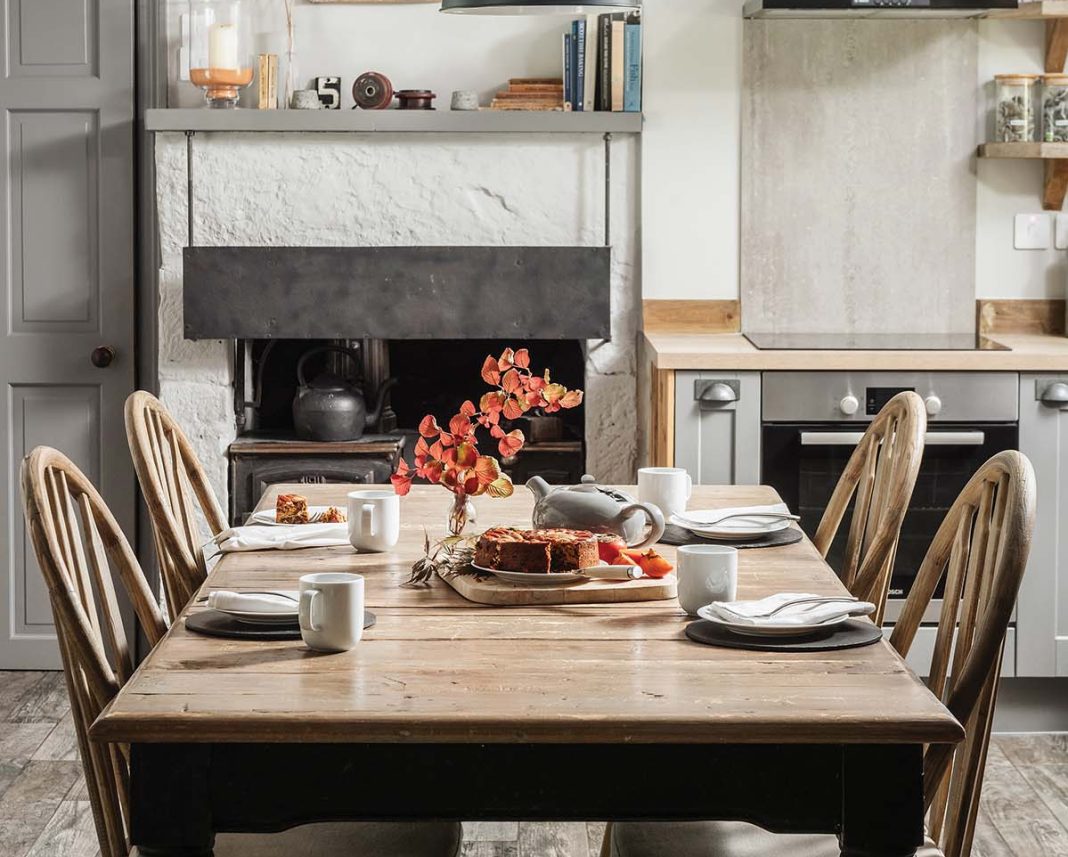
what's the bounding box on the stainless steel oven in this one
[760,372,1019,621]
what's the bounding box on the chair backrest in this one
[889,451,1035,857]
[811,390,926,624]
[21,446,168,857]
[125,390,227,622]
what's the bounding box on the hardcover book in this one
[624,15,642,113]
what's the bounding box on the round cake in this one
[475,527,599,574]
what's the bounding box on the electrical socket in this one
[1015,213,1051,250]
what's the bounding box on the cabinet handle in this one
[695,380,739,407]
[1040,381,1068,407]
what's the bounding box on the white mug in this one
[299,572,365,653]
[638,467,693,519]
[347,490,400,553]
[676,545,738,616]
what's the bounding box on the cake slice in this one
[276,493,309,525]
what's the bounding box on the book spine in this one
[563,33,572,111]
[268,54,278,109]
[624,18,641,113]
[574,19,586,112]
[257,54,270,109]
[598,14,612,112]
[583,14,598,113]
[611,14,625,112]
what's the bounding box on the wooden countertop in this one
[644,331,1068,372]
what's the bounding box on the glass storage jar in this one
[188,1,253,108]
[995,74,1039,142]
[1044,74,1068,142]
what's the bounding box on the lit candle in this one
[208,23,239,70]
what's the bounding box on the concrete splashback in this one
[741,20,978,334]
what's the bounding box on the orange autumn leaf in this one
[449,413,473,439]
[474,455,502,486]
[418,414,442,438]
[498,429,525,457]
[542,383,567,404]
[460,400,477,417]
[513,348,531,369]
[455,441,479,468]
[481,356,501,385]
[501,369,522,394]
[502,396,524,420]
[486,474,515,499]
[498,348,515,371]
[480,391,505,414]
[560,390,584,408]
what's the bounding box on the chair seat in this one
[135,822,462,857]
[610,821,942,857]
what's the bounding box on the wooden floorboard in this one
[0,671,1064,857]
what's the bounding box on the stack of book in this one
[489,78,565,112]
[564,11,641,113]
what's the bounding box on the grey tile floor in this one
[1,671,1064,857]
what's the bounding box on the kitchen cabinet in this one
[673,371,761,485]
[1018,374,1068,677]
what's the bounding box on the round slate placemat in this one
[684,618,882,652]
[186,610,377,641]
[659,523,803,550]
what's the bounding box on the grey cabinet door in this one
[0,0,136,668]
[674,372,761,486]
[1018,374,1068,677]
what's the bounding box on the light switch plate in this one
[1056,213,1068,250]
[1015,213,1052,250]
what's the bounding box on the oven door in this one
[761,422,1019,612]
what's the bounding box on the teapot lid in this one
[306,370,352,392]
[572,474,600,493]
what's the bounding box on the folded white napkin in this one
[705,592,875,626]
[211,523,349,553]
[674,503,791,528]
[206,590,300,614]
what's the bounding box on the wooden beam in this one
[1043,159,1068,210]
[651,369,675,468]
[643,299,741,334]
[1047,19,1068,72]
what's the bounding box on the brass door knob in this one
[91,346,116,368]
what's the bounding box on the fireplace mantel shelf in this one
[145,108,642,134]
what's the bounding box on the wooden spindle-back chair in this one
[21,446,168,857]
[812,390,927,624]
[124,390,227,622]
[21,445,462,857]
[604,451,1035,857]
[889,450,1035,857]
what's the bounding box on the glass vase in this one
[189,1,254,108]
[446,494,477,537]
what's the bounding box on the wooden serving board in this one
[441,570,677,606]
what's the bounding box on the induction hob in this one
[743,332,1011,352]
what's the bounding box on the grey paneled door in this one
[0,0,136,668]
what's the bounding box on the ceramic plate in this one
[471,563,589,586]
[249,506,346,526]
[225,611,299,627]
[671,513,792,540]
[696,605,849,638]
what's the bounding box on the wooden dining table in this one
[91,483,963,857]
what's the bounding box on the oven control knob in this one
[924,395,943,417]
[839,395,860,416]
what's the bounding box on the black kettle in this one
[292,345,397,442]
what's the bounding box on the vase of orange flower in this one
[391,347,583,537]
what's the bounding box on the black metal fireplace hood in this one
[182,246,611,341]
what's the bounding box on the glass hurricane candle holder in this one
[189,0,253,108]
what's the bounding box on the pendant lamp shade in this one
[441,0,640,14]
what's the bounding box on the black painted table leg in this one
[130,744,215,856]
[839,745,925,857]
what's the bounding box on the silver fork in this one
[196,591,299,604]
[728,596,859,619]
[677,511,800,527]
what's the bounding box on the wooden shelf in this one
[979,142,1068,210]
[989,1,1068,19]
[144,108,642,134]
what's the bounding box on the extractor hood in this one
[743,0,1018,18]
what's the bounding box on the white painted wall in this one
[977,19,1067,300]
[640,0,741,301]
